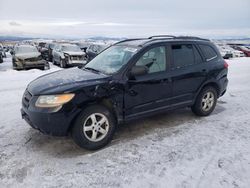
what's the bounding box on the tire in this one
[191,86,218,116]
[60,58,66,68]
[72,105,116,150]
[52,58,56,65]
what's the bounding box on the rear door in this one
[169,42,207,105]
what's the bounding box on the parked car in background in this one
[46,43,56,62]
[226,46,245,58]
[39,45,49,61]
[52,43,86,68]
[0,44,7,58]
[21,35,228,150]
[75,42,91,53]
[0,53,3,63]
[217,46,233,59]
[218,44,244,58]
[12,45,49,70]
[86,44,108,62]
[233,46,250,57]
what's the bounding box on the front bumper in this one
[67,60,86,66]
[17,60,47,69]
[21,91,80,136]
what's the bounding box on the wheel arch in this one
[195,81,221,101]
[67,98,120,134]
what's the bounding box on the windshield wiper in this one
[84,67,101,73]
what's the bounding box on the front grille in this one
[25,57,41,62]
[22,89,32,108]
[70,56,84,61]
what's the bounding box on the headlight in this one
[15,57,23,62]
[35,94,75,108]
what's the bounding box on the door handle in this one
[202,69,208,72]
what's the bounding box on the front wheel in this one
[60,58,66,68]
[191,86,218,116]
[72,105,116,150]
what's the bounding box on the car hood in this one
[63,51,85,56]
[16,52,41,60]
[28,68,110,95]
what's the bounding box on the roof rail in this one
[113,38,146,45]
[175,36,210,41]
[148,35,175,39]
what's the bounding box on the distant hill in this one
[0,36,38,42]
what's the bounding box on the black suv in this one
[21,35,228,150]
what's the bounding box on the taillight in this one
[224,61,229,69]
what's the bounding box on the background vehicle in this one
[0,53,3,63]
[75,42,91,53]
[21,36,228,150]
[86,44,108,61]
[52,43,86,68]
[233,46,250,57]
[46,43,56,62]
[0,44,7,58]
[12,44,49,70]
[217,46,233,59]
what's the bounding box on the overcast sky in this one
[0,0,249,38]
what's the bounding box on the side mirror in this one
[130,65,148,78]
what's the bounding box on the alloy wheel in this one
[83,113,109,142]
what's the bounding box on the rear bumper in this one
[223,53,233,59]
[218,76,228,97]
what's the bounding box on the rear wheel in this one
[72,105,116,150]
[191,86,218,116]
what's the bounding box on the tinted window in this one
[199,45,217,61]
[172,44,195,68]
[135,46,166,74]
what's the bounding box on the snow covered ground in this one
[0,54,250,188]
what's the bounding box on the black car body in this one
[21,36,228,150]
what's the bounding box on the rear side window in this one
[199,44,217,61]
[172,44,200,69]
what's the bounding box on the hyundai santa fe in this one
[21,35,228,150]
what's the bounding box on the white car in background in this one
[227,47,245,57]
[52,43,86,68]
[218,44,244,58]
[217,46,233,59]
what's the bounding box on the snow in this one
[1,54,250,188]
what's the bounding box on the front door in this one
[124,45,172,119]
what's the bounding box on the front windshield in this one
[62,45,81,52]
[16,46,38,54]
[85,45,138,75]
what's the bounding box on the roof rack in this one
[148,35,175,39]
[176,36,210,41]
[113,38,147,45]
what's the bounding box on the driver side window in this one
[135,46,166,74]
